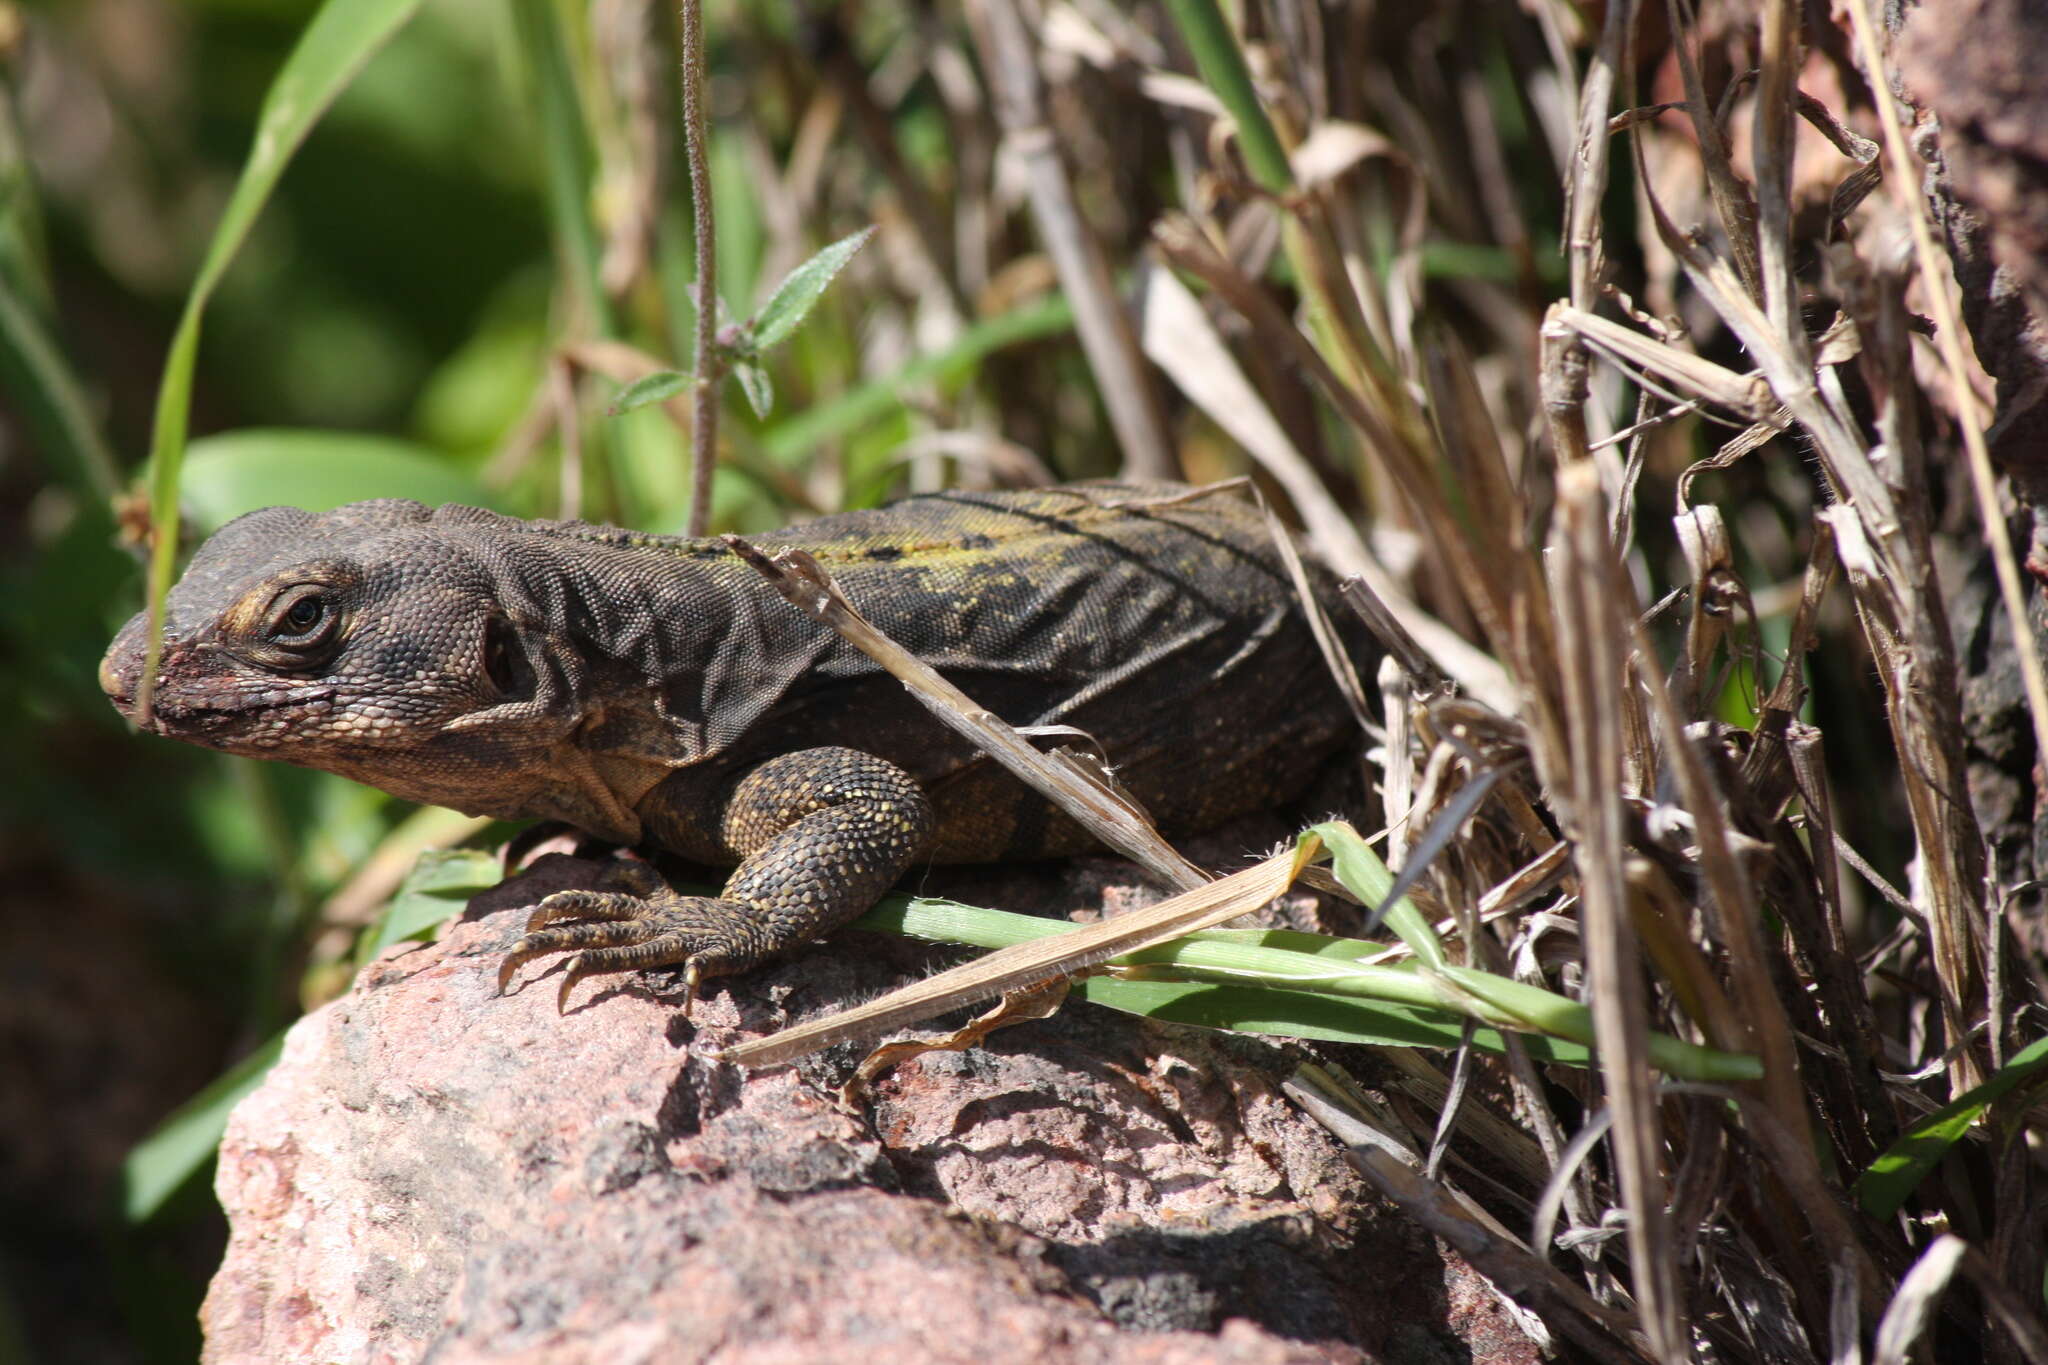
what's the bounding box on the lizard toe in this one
[498,914,665,995]
[501,893,760,1012]
[524,888,645,933]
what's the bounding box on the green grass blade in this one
[138,0,428,710]
[1074,977,1592,1062]
[506,0,612,339]
[1855,1034,2048,1219]
[1435,963,1760,1081]
[0,277,120,501]
[1308,820,1447,967]
[856,888,1760,1081]
[1158,0,1293,193]
[122,1030,287,1223]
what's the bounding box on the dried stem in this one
[1841,0,2048,1035]
[967,0,1175,478]
[1553,465,1687,1361]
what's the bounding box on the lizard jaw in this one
[100,648,341,746]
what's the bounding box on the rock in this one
[200,853,1539,1364]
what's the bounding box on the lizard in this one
[101,480,1370,1010]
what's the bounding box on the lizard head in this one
[101,500,558,809]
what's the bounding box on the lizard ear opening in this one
[483,616,533,700]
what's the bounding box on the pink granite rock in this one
[200,854,1538,1363]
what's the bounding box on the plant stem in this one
[1160,0,1292,194]
[680,0,719,537]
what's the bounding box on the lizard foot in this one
[497,887,760,1014]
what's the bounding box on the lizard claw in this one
[496,888,657,996]
[524,888,643,934]
[552,949,705,1015]
[496,888,748,1013]
[557,952,592,1014]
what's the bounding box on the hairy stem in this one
[680,0,719,537]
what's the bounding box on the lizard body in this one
[102,481,1366,1002]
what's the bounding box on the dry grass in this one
[75,0,2041,1353]
[629,0,2048,1358]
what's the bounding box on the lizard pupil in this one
[283,597,324,633]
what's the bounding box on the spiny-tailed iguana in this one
[101,481,1367,1007]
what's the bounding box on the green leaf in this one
[358,847,502,967]
[182,429,497,532]
[139,0,428,697]
[747,226,875,353]
[123,1030,287,1223]
[1308,820,1446,967]
[1075,977,1591,1063]
[607,370,691,418]
[1855,1034,2048,1219]
[733,360,774,418]
[852,885,1761,1081]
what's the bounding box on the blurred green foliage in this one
[0,0,1121,1352]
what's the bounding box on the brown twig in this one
[965,0,1176,478]
[721,534,1207,892]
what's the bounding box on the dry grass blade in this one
[1563,0,1632,310]
[1289,1071,1650,1364]
[1551,306,1772,418]
[722,534,1208,892]
[1660,0,1761,299]
[1821,506,1986,1086]
[965,0,1174,478]
[1837,0,2048,950]
[1552,464,1686,1361]
[1154,213,1557,755]
[1623,40,1992,1095]
[1135,260,1373,578]
[1626,589,1869,1273]
[713,836,1322,1069]
[1870,1235,1966,1365]
[846,975,1069,1093]
[1339,578,1519,714]
[1350,580,1455,701]
[1255,497,1374,735]
[1752,0,1804,346]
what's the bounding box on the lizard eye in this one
[264,586,339,649]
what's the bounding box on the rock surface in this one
[201,853,1539,1364]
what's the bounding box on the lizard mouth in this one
[118,683,341,739]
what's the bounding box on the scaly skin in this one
[101,481,1368,1005]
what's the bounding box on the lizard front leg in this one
[498,747,935,1012]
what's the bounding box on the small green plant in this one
[608,226,876,423]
